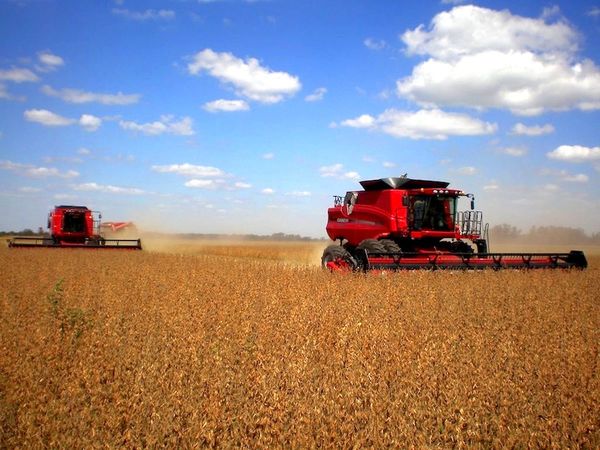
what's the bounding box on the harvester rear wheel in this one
[357,239,386,254]
[379,239,402,253]
[322,245,356,271]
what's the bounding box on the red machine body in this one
[8,205,142,249]
[323,177,586,271]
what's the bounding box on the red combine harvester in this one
[323,176,587,271]
[8,205,142,249]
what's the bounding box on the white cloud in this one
[184,179,216,189]
[119,116,194,136]
[19,186,42,193]
[340,108,496,140]
[397,5,600,116]
[0,67,39,83]
[42,85,140,105]
[187,48,301,103]
[286,191,311,197]
[24,109,102,131]
[546,145,600,162]
[402,5,578,59]
[305,87,327,102]
[79,114,102,132]
[382,161,396,168]
[483,182,499,191]
[37,51,64,71]
[511,123,555,136]
[542,168,589,183]
[364,38,387,51]
[202,99,249,112]
[24,109,75,126]
[234,181,252,189]
[456,166,477,175]
[341,114,375,128]
[0,160,79,179]
[261,188,275,194]
[151,163,225,178]
[319,163,360,180]
[28,167,79,178]
[587,7,600,18]
[500,146,527,157]
[77,147,91,155]
[112,8,175,21]
[73,182,144,195]
[262,152,274,160]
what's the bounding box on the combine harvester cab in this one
[322,176,587,271]
[8,206,142,250]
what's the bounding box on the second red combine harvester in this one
[323,176,586,271]
[8,205,142,249]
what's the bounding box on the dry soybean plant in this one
[0,245,598,448]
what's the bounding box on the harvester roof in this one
[55,205,90,210]
[359,177,450,191]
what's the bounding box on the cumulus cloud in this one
[42,85,140,105]
[0,67,39,83]
[73,182,144,195]
[184,179,216,189]
[456,166,477,175]
[152,162,250,191]
[119,115,194,135]
[541,168,589,183]
[286,191,311,197]
[305,87,327,102]
[397,5,600,116]
[151,163,225,178]
[261,188,275,194]
[500,146,527,157]
[319,163,360,180]
[112,8,175,21]
[202,99,249,112]
[187,48,301,103]
[24,109,75,126]
[37,51,64,71]
[339,108,496,140]
[364,38,387,51]
[511,122,555,136]
[546,145,600,162]
[0,160,79,179]
[587,7,600,18]
[24,109,102,131]
[79,114,102,132]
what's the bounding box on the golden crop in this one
[1,240,598,448]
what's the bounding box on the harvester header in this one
[8,205,142,250]
[322,176,587,271]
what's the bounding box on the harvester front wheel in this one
[322,245,356,271]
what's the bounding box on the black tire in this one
[379,239,402,253]
[356,239,386,254]
[321,245,356,270]
[450,240,473,254]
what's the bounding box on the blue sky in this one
[1,0,599,237]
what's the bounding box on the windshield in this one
[410,195,456,231]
